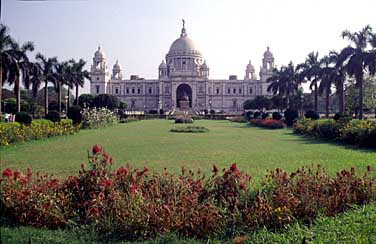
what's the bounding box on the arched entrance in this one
[176,84,192,108]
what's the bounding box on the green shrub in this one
[175,116,193,124]
[262,112,269,119]
[245,111,253,120]
[333,112,351,123]
[15,112,32,126]
[67,106,82,125]
[253,111,261,119]
[284,109,299,126]
[170,126,209,133]
[315,119,339,139]
[119,117,139,123]
[45,110,61,123]
[229,116,247,123]
[305,110,320,120]
[272,111,282,120]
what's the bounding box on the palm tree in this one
[299,52,322,113]
[339,25,375,119]
[0,24,17,114]
[35,53,58,116]
[318,56,334,118]
[267,62,300,109]
[7,41,35,112]
[328,51,347,113]
[54,61,72,113]
[69,59,89,105]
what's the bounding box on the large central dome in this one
[166,23,202,58]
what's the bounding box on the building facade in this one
[90,22,275,113]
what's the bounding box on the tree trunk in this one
[16,77,20,112]
[314,81,318,113]
[358,74,363,119]
[286,95,290,110]
[58,83,61,113]
[325,87,330,118]
[338,81,345,113]
[0,65,2,114]
[44,80,48,116]
[67,87,70,108]
[75,83,79,105]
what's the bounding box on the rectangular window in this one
[96,85,99,94]
[250,88,253,94]
[132,88,135,94]
[137,88,141,94]
[165,86,169,94]
[208,87,211,94]
[216,88,220,94]
[126,88,129,94]
[233,88,236,94]
[149,88,152,94]
[115,88,119,94]
[228,88,230,94]
[239,88,242,94]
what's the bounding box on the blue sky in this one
[3,0,376,93]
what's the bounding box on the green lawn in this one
[1,119,375,181]
[1,119,376,243]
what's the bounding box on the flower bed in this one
[1,145,375,241]
[250,118,285,129]
[170,126,209,133]
[0,119,79,146]
[293,118,376,148]
[81,107,118,129]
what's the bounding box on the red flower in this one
[98,192,105,200]
[213,165,218,174]
[2,168,12,178]
[27,167,32,179]
[92,144,101,155]
[80,164,85,170]
[13,170,20,180]
[367,165,371,172]
[230,163,237,172]
[130,184,137,194]
[239,182,245,190]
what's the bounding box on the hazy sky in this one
[3,0,376,94]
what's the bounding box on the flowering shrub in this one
[293,118,376,148]
[0,119,79,146]
[1,145,375,241]
[250,119,285,129]
[81,107,118,129]
[228,116,248,123]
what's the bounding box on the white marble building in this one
[90,22,275,113]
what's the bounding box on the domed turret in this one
[112,60,122,79]
[245,60,256,80]
[200,60,209,78]
[263,46,273,58]
[94,45,105,60]
[159,60,168,78]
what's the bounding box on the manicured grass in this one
[1,119,375,181]
[2,204,375,243]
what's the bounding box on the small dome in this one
[159,60,167,69]
[246,60,255,71]
[113,60,121,70]
[200,60,209,70]
[263,46,273,58]
[94,45,105,59]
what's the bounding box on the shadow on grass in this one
[281,130,376,153]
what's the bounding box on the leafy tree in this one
[69,59,89,105]
[243,96,271,110]
[79,94,95,108]
[93,94,120,109]
[299,51,322,112]
[338,25,376,119]
[0,24,17,114]
[2,30,34,113]
[267,62,300,109]
[35,53,58,116]
[345,76,376,115]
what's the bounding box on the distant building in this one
[90,21,275,113]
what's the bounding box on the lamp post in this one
[64,95,69,117]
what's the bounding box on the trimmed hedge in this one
[293,118,376,148]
